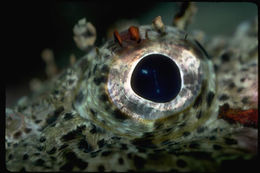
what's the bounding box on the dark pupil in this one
[130,54,181,103]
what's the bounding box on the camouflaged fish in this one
[6,3,258,172]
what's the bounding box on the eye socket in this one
[74,23,213,136]
[73,25,215,137]
[106,25,206,121]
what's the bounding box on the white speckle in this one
[141,69,148,74]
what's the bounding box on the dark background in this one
[6,2,257,107]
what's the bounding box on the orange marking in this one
[113,30,122,47]
[128,26,141,43]
[218,104,258,128]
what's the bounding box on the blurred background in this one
[6,2,257,107]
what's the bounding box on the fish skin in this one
[5,16,258,172]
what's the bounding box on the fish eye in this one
[106,25,206,121]
[130,53,182,103]
[74,20,213,135]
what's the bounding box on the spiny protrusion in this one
[106,19,139,39]
[173,2,197,30]
[73,18,96,51]
[152,16,165,34]
[128,26,141,43]
[113,30,123,47]
[41,48,58,79]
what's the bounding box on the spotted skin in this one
[6,17,258,171]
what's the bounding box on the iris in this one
[131,54,181,103]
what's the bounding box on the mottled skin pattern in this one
[6,14,258,171]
